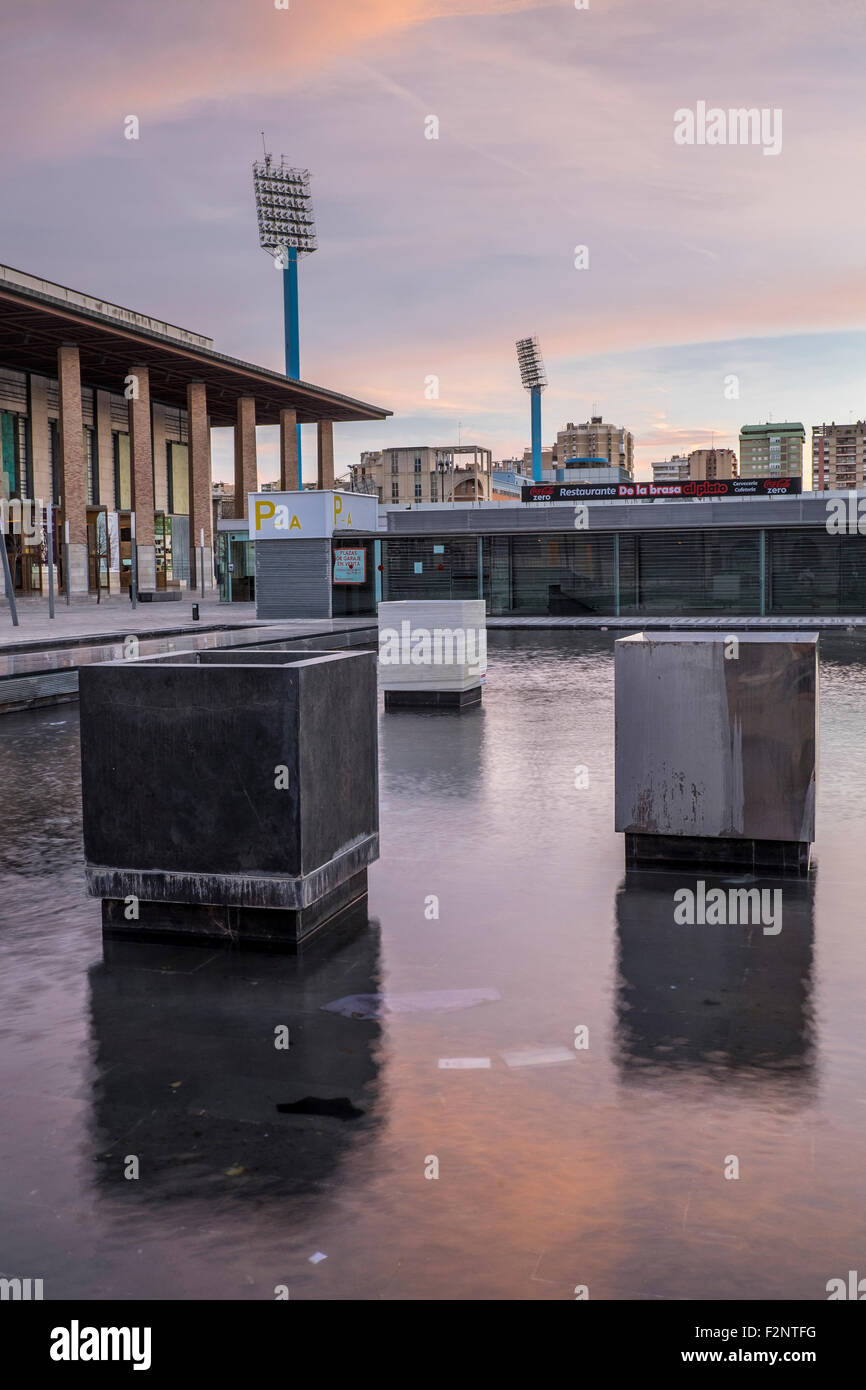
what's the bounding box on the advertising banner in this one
[521,478,802,503]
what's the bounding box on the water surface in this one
[1,630,864,1300]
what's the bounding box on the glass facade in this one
[1,410,18,498]
[381,527,866,616]
[113,432,131,511]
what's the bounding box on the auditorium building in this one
[0,265,390,595]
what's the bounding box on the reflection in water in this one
[87,908,383,1208]
[378,703,486,800]
[615,868,815,1092]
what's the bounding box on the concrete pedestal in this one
[378,599,487,711]
[80,647,379,947]
[614,631,818,874]
[384,686,482,711]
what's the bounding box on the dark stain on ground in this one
[276,1096,365,1120]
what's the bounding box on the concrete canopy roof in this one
[0,273,392,428]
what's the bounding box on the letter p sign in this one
[254,499,276,533]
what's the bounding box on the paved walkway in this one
[0,614,377,717]
[0,595,260,652]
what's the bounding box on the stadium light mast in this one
[516,336,547,482]
[253,147,318,471]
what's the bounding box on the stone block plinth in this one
[378,599,486,710]
[614,631,818,873]
[80,648,379,946]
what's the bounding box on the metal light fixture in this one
[516,336,547,481]
[253,150,318,471]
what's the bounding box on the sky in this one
[4,0,866,483]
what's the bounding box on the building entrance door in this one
[217,532,255,603]
[87,508,110,597]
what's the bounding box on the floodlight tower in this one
[253,150,318,470]
[516,336,548,482]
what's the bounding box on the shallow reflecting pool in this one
[1,630,865,1299]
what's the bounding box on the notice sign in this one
[333,547,366,584]
[522,478,802,503]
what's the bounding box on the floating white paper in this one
[308,1252,328,1264]
[500,1046,575,1068]
[438,1058,491,1069]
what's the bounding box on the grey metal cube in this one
[614,631,818,873]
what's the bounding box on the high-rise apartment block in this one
[687,447,737,480]
[555,415,634,476]
[812,422,866,491]
[738,423,805,478]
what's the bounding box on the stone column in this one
[57,344,89,595]
[187,381,213,590]
[233,397,257,520]
[128,366,156,591]
[279,408,299,492]
[317,420,334,490]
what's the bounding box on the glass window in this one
[113,432,131,511]
[168,442,190,515]
[84,426,98,506]
[0,411,17,499]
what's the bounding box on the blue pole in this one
[283,245,303,475]
[531,386,543,481]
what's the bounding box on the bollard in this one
[192,603,200,621]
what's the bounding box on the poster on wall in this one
[107,511,120,572]
[333,547,366,584]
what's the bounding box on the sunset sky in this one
[4,0,866,482]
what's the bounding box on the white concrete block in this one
[377,599,487,692]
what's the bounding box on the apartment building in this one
[651,455,690,484]
[687,447,738,480]
[812,422,866,491]
[739,423,805,478]
[555,415,634,476]
[351,445,492,503]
